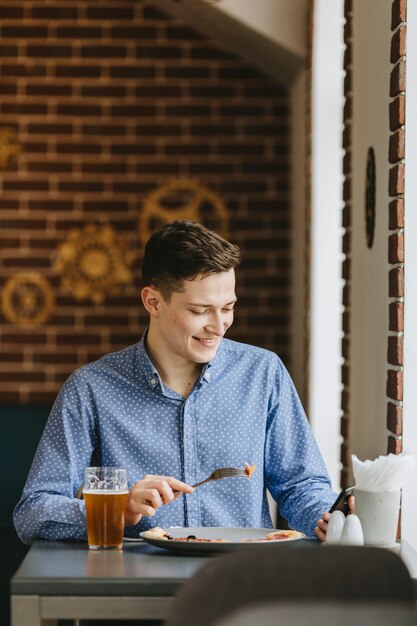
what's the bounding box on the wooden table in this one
[10,539,417,626]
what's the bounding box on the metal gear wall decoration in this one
[139,178,230,248]
[54,223,135,304]
[0,127,21,169]
[1,273,55,326]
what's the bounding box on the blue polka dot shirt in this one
[14,335,336,544]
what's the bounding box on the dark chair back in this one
[165,545,415,626]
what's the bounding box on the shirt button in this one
[150,378,157,385]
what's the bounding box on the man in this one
[14,220,336,544]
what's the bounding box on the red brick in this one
[386,369,403,400]
[388,232,404,263]
[0,63,47,77]
[2,102,47,115]
[3,180,49,192]
[55,65,101,78]
[388,335,403,365]
[344,12,352,40]
[342,285,350,307]
[343,151,351,175]
[387,402,403,435]
[389,163,405,195]
[343,179,351,202]
[56,26,102,38]
[390,59,406,97]
[340,442,350,467]
[341,337,350,360]
[26,45,72,58]
[342,258,351,280]
[389,95,405,131]
[387,436,403,454]
[340,416,350,439]
[342,231,351,254]
[391,25,406,62]
[111,26,156,39]
[389,267,404,297]
[1,371,46,382]
[342,124,351,148]
[81,45,127,59]
[343,96,352,121]
[342,204,351,228]
[31,6,77,19]
[26,84,72,97]
[2,25,48,37]
[342,311,350,334]
[87,5,134,19]
[391,0,406,30]
[0,6,24,18]
[389,127,405,163]
[389,302,404,332]
[343,45,352,70]
[389,198,404,229]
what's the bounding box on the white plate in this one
[139,527,306,554]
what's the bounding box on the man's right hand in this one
[124,475,194,526]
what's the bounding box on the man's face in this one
[152,270,236,365]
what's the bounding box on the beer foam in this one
[83,490,129,495]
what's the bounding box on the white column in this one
[310,0,344,489]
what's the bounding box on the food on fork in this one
[244,462,256,479]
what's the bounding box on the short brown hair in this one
[141,220,241,300]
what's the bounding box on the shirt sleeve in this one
[13,370,97,544]
[264,356,337,536]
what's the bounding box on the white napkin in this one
[352,453,415,492]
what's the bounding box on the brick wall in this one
[0,1,291,405]
[386,0,406,454]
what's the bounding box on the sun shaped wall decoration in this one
[54,224,135,304]
[1,273,55,326]
[139,178,230,248]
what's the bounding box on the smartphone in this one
[329,486,355,515]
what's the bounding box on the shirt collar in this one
[137,328,213,390]
[137,329,161,391]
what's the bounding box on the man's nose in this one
[206,311,225,335]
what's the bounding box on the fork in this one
[190,467,247,489]
[75,466,247,500]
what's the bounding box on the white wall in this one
[310,0,344,490]
[349,0,392,471]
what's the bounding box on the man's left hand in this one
[314,494,355,542]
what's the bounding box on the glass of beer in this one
[83,467,129,550]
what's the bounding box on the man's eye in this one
[190,309,206,315]
[222,307,234,313]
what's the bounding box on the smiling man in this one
[14,220,336,544]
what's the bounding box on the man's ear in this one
[141,286,161,317]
